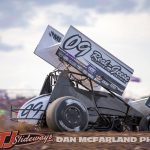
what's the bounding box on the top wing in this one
[56,26,134,95]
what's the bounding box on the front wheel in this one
[46,96,89,131]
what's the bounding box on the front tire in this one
[46,96,89,131]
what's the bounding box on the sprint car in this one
[11,25,150,131]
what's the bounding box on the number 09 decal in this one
[21,102,43,118]
[63,34,92,57]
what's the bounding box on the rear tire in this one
[139,115,150,131]
[46,96,89,131]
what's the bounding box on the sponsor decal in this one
[90,50,130,84]
[49,30,62,43]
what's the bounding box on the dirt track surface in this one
[1,116,150,150]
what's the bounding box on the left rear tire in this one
[46,96,89,131]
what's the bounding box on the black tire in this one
[46,96,89,131]
[139,115,150,131]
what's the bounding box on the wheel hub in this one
[64,106,81,127]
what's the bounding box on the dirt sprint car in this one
[11,25,150,132]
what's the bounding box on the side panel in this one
[128,97,150,116]
[17,94,50,124]
[57,26,134,95]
